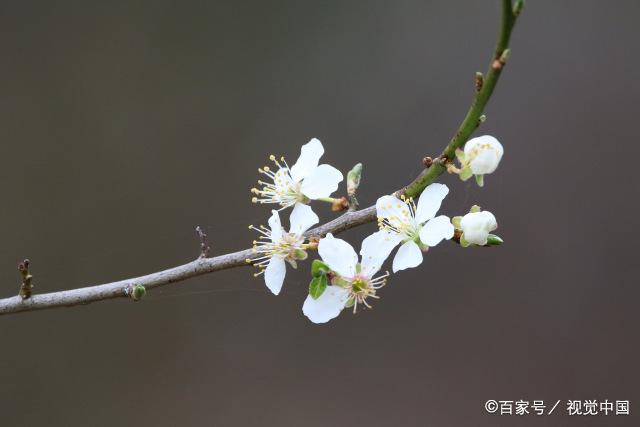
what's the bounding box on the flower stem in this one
[401,0,521,199]
[316,197,340,204]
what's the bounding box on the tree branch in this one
[0,0,522,316]
[0,208,376,315]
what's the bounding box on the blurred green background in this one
[1,1,638,425]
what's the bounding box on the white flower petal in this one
[290,138,324,182]
[359,230,401,277]
[289,203,319,235]
[318,233,358,278]
[419,215,454,247]
[376,195,411,229]
[264,257,286,295]
[302,286,350,324]
[268,210,283,243]
[462,228,489,246]
[299,164,343,200]
[415,183,449,224]
[392,240,423,273]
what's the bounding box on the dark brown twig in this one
[18,259,33,300]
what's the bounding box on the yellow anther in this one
[252,197,258,203]
[263,166,270,171]
[269,154,276,161]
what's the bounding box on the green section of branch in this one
[402,0,521,198]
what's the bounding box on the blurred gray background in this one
[1,1,639,426]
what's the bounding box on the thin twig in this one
[18,260,33,300]
[0,0,522,316]
[195,226,211,258]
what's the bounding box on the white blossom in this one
[464,135,504,175]
[460,210,497,246]
[251,138,343,209]
[374,183,454,273]
[249,203,319,295]
[302,233,393,324]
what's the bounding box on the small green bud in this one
[470,205,481,213]
[459,235,470,248]
[513,0,525,16]
[452,216,463,229]
[130,284,146,301]
[347,163,363,197]
[309,275,328,300]
[486,234,504,246]
[311,259,330,277]
[475,174,485,187]
[499,48,511,64]
[293,249,308,261]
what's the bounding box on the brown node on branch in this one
[18,259,33,300]
[195,226,211,258]
[474,72,484,92]
[331,197,349,212]
[492,49,510,71]
[422,156,433,167]
[307,238,319,250]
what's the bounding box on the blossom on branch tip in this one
[374,183,454,273]
[302,233,392,324]
[251,138,343,209]
[248,203,319,295]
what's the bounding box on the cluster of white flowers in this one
[248,136,504,324]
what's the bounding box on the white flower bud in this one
[463,135,504,175]
[460,211,497,246]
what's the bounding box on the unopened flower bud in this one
[346,163,362,197]
[460,210,498,246]
[463,135,504,175]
